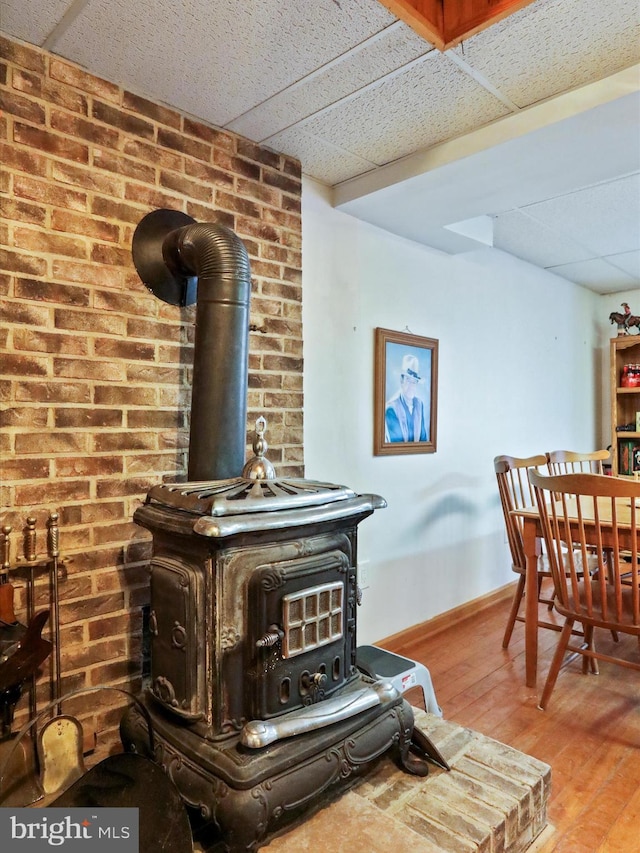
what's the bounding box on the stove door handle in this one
[240,680,399,748]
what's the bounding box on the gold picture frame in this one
[374,327,438,456]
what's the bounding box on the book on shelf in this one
[618,438,640,475]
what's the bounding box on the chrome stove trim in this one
[240,680,399,748]
[146,478,357,516]
[191,494,386,538]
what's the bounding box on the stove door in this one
[148,556,205,720]
[249,550,357,718]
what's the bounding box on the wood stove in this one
[120,210,428,852]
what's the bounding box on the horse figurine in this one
[609,304,640,335]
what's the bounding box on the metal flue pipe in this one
[132,209,251,481]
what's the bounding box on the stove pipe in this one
[132,209,251,481]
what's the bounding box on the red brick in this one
[14,278,87,309]
[15,380,91,404]
[237,138,281,169]
[123,138,183,171]
[54,409,123,428]
[42,79,89,115]
[158,127,211,161]
[0,198,47,227]
[51,108,120,148]
[1,89,46,123]
[54,456,124,477]
[1,458,51,480]
[159,169,213,202]
[93,289,157,317]
[15,479,91,506]
[183,118,234,149]
[96,477,157,498]
[90,243,132,267]
[13,227,88,259]
[93,338,155,361]
[184,159,234,187]
[54,309,127,336]
[94,432,157,452]
[122,91,180,128]
[13,122,89,163]
[91,100,154,139]
[94,385,158,406]
[53,259,129,289]
[15,431,88,454]
[91,196,147,225]
[93,148,155,183]
[51,160,123,197]
[126,364,183,385]
[51,209,120,242]
[13,173,88,210]
[13,328,88,356]
[60,592,125,624]
[127,409,182,429]
[0,36,46,73]
[0,141,48,176]
[123,181,184,212]
[53,357,127,382]
[2,299,51,326]
[49,58,120,103]
[2,352,49,376]
[0,248,47,276]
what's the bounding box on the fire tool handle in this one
[47,511,62,712]
[0,525,17,625]
[24,516,37,562]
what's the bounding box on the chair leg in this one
[583,625,599,675]
[502,574,526,649]
[539,619,574,710]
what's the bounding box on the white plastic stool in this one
[356,645,442,717]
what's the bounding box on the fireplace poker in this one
[46,512,62,715]
[22,516,39,726]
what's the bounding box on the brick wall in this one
[0,35,303,741]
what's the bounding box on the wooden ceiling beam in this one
[379,0,537,50]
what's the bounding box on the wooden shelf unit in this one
[610,335,640,476]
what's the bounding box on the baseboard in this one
[378,581,516,654]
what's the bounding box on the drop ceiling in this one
[2,0,639,293]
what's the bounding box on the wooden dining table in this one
[511,495,638,688]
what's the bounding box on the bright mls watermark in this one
[0,808,138,851]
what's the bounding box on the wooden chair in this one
[529,470,640,709]
[546,448,610,475]
[495,454,555,649]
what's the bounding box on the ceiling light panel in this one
[227,23,432,141]
[605,251,640,280]
[296,52,511,166]
[44,0,397,126]
[459,0,640,109]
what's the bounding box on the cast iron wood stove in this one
[120,210,428,852]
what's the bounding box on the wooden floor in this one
[383,586,640,853]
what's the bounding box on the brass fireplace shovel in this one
[37,514,85,796]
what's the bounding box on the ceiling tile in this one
[606,250,640,279]
[493,210,596,268]
[227,22,432,140]
[0,0,70,44]
[47,0,397,126]
[264,127,376,185]
[299,52,511,165]
[546,257,638,293]
[523,174,640,256]
[460,0,640,108]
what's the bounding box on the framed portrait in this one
[373,327,438,456]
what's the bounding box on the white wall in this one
[302,177,604,643]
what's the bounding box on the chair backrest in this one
[546,449,609,475]
[529,470,640,630]
[494,454,547,571]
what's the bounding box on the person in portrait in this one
[385,353,429,443]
